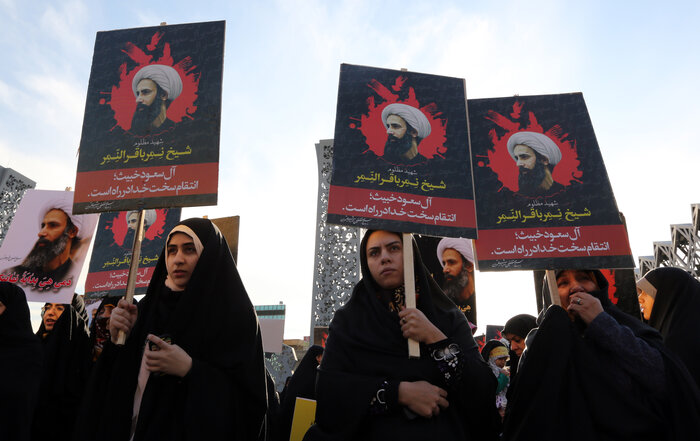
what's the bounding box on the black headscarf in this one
[33,293,91,441]
[75,218,268,441]
[0,283,42,441]
[278,345,324,440]
[304,230,498,441]
[502,313,537,381]
[640,267,700,388]
[480,339,507,362]
[502,314,537,339]
[503,270,700,441]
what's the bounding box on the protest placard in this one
[327,64,477,238]
[416,234,478,326]
[0,190,98,303]
[469,93,634,271]
[84,208,181,302]
[74,21,225,214]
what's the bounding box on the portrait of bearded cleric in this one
[9,198,90,291]
[506,131,564,197]
[380,103,431,165]
[437,237,477,325]
[130,64,183,136]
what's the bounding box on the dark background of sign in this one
[328,64,477,237]
[469,93,633,269]
[85,208,181,299]
[75,21,225,213]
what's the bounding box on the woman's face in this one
[43,303,65,331]
[166,232,200,290]
[504,332,525,356]
[637,289,655,321]
[366,231,404,290]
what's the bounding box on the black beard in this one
[443,266,471,302]
[131,102,162,135]
[517,160,548,195]
[383,134,413,161]
[22,234,70,270]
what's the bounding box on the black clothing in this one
[278,345,324,441]
[452,295,476,326]
[33,294,91,441]
[643,267,700,388]
[304,230,498,441]
[261,369,281,441]
[75,218,268,441]
[502,313,537,384]
[503,270,700,441]
[0,283,42,441]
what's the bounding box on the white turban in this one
[126,209,157,228]
[437,237,474,267]
[132,64,183,101]
[507,131,562,165]
[381,103,431,138]
[39,193,85,239]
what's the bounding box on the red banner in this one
[74,163,218,203]
[328,185,476,229]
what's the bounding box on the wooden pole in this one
[402,233,420,358]
[116,209,146,345]
[545,269,561,307]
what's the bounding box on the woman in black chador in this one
[637,267,700,388]
[34,294,90,441]
[75,218,268,441]
[503,269,700,441]
[304,230,498,441]
[0,283,42,441]
[278,345,324,440]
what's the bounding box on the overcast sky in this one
[2,0,698,338]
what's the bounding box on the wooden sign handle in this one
[545,269,561,307]
[116,209,146,345]
[402,233,420,358]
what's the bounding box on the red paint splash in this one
[601,269,618,305]
[482,101,582,194]
[475,334,486,352]
[354,76,448,161]
[101,32,200,135]
[109,209,168,247]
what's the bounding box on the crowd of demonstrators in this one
[0,282,43,441]
[6,221,700,441]
[33,294,91,441]
[304,230,499,441]
[503,269,700,441]
[637,267,700,389]
[480,340,509,421]
[277,345,324,441]
[75,218,269,441]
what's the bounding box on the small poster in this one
[84,208,181,301]
[327,64,477,238]
[74,21,225,214]
[469,93,634,270]
[289,398,317,441]
[416,234,478,326]
[0,190,98,303]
